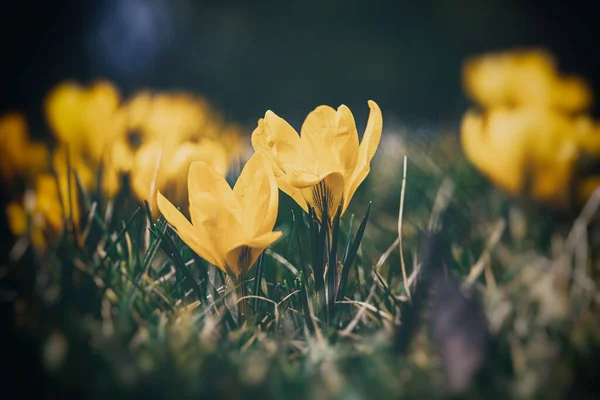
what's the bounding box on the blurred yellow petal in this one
[463,49,592,112]
[221,125,247,161]
[45,80,126,165]
[35,173,77,232]
[110,139,136,173]
[463,49,556,108]
[101,165,121,199]
[126,91,153,129]
[6,202,27,236]
[553,75,593,112]
[0,113,38,182]
[461,110,529,195]
[461,49,600,209]
[461,108,583,207]
[52,146,96,192]
[579,177,600,206]
[6,202,47,249]
[25,143,50,176]
[130,142,162,204]
[44,82,85,145]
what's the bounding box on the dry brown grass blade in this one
[465,218,505,286]
[398,155,411,302]
[339,283,378,337]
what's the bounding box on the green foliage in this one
[5,133,600,399]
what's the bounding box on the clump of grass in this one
[4,131,600,399]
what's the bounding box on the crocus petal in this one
[300,105,337,165]
[252,119,308,211]
[251,118,272,154]
[333,105,360,176]
[188,192,241,261]
[263,110,303,170]
[188,160,241,217]
[245,231,284,273]
[225,231,284,278]
[344,100,383,213]
[233,153,278,236]
[130,142,163,204]
[157,191,222,269]
[288,168,322,188]
[44,82,85,145]
[460,109,529,195]
[553,75,593,112]
[300,172,345,223]
[273,168,309,212]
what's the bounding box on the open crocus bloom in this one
[131,139,228,215]
[251,100,382,222]
[157,153,282,280]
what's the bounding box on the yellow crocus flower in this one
[113,91,245,173]
[125,92,214,144]
[6,202,28,236]
[461,108,600,208]
[44,80,126,162]
[463,49,592,112]
[6,201,47,249]
[0,113,48,182]
[251,100,383,222]
[130,139,229,213]
[34,172,79,233]
[157,153,282,280]
[6,171,80,249]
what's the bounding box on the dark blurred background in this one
[1,2,600,394]
[1,0,600,134]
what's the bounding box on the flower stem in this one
[236,276,248,325]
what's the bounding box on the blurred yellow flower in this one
[44,80,126,162]
[127,92,213,142]
[6,201,46,249]
[34,172,80,233]
[112,91,245,174]
[461,49,600,209]
[130,139,228,213]
[157,153,282,280]
[52,146,95,190]
[461,108,600,208]
[251,100,383,222]
[45,81,126,198]
[463,49,592,112]
[0,113,48,182]
[50,144,121,199]
[6,202,28,236]
[6,170,79,249]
